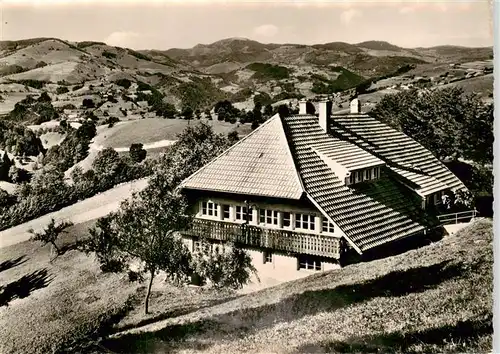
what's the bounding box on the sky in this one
[0,0,494,50]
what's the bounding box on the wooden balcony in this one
[183,218,342,259]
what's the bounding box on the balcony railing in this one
[437,209,478,225]
[183,218,342,259]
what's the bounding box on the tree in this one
[182,106,194,120]
[29,218,74,259]
[38,91,51,103]
[77,214,125,272]
[371,87,493,163]
[264,104,273,117]
[56,86,69,94]
[0,152,13,181]
[82,98,95,109]
[8,165,30,183]
[92,147,124,189]
[83,189,193,314]
[193,238,257,289]
[227,131,239,143]
[129,143,147,163]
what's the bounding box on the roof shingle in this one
[181,115,304,200]
[281,114,431,252]
[330,113,467,196]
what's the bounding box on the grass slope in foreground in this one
[0,219,492,353]
[103,219,493,353]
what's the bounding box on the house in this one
[179,99,468,278]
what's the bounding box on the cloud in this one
[253,24,279,38]
[104,31,140,47]
[399,6,415,14]
[340,9,362,25]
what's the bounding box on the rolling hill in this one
[0,37,493,114]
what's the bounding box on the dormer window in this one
[347,166,382,186]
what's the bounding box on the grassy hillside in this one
[246,62,291,80]
[0,209,492,354]
[99,219,493,353]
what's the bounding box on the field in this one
[0,219,238,354]
[101,219,492,353]
[93,118,252,150]
[438,74,493,100]
[0,213,492,353]
[0,220,142,354]
[2,218,491,353]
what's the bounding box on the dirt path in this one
[0,177,149,249]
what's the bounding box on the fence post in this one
[455,213,458,224]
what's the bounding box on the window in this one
[263,251,273,264]
[223,205,230,219]
[295,213,315,230]
[322,218,335,233]
[283,212,291,227]
[235,206,246,221]
[348,173,355,185]
[260,209,265,223]
[355,171,363,183]
[298,256,321,271]
[201,201,218,217]
[235,206,253,222]
[373,167,380,179]
[365,169,371,180]
[266,210,278,225]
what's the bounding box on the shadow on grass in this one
[113,293,243,334]
[100,260,466,353]
[0,255,28,273]
[0,268,53,306]
[295,315,493,353]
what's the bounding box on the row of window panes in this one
[298,255,322,270]
[348,167,381,185]
[200,202,333,233]
[201,201,218,217]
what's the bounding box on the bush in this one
[82,98,95,109]
[127,49,151,61]
[129,143,147,163]
[56,86,69,94]
[114,79,132,89]
[102,51,117,59]
[18,79,47,89]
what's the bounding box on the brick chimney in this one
[299,99,307,115]
[350,98,361,114]
[319,99,332,133]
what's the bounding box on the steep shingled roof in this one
[180,115,304,200]
[329,113,467,196]
[281,114,429,252]
[181,112,462,253]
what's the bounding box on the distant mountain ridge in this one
[0,36,493,113]
[152,37,492,76]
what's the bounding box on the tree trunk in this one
[51,241,60,255]
[144,270,155,315]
